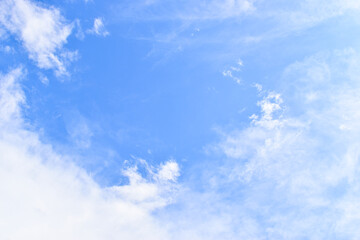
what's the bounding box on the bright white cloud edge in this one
[0,68,181,240]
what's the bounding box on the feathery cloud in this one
[87,18,109,37]
[213,49,360,238]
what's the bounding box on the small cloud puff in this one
[87,18,109,37]
[157,160,180,182]
[222,59,243,84]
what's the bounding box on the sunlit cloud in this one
[0,0,75,75]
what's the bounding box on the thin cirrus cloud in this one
[113,0,360,54]
[258,0,360,35]
[115,0,256,21]
[0,0,75,76]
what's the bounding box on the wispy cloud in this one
[211,49,360,238]
[222,59,243,84]
[116,0,256,21]
[0,0,75,76]
[87,18,109,37]
[112,0,360,62]
[64,111,94,149]
[270,0,360,30]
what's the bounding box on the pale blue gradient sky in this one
[1,0,360,239]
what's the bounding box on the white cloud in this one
[87,18,109,37]
[0,68,179,240]
[0,69,254,240]
[213,49,360,238]
[291,0,360,26]
[0,68,25,127]
[257,0,360,37]
[74,19,85,40]
[222,60,243,84]
[111,160,180,210]
[156,160,180,182]
[0,0,75,75]
[115,0,360,57]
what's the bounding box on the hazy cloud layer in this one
[214,49,360,238]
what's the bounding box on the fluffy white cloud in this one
[0,0,75,75]
[0,68,179,240]
[156,160,180,181]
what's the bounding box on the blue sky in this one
[2,0,360,239]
